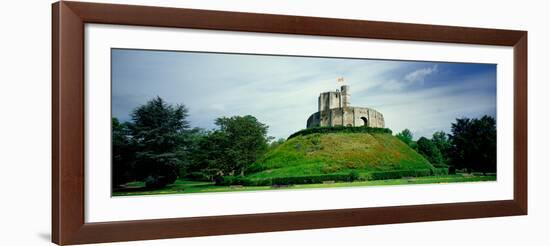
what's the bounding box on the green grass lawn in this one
[112,174,496,197]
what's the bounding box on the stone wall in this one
[306,106,385,128]
[307,85,385,129]
[318,91,342,111]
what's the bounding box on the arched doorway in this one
[360,117,368,126]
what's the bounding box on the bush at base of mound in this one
[288,126,392,139]
[367,169,431,180]
[432,167,449,176]
[217,171,360,186]
[363,167,449,181]
[217,168,450,186]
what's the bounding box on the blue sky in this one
[112,49,496,140]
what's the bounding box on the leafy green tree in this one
[215,115,270,176]
[416,137,444,165]
[449,118,470,171]
[130,96,191,187]
[191,130,231,178]
[470,116,497,174]
[194,115,270,179]
[449,116,496,174]
[432,131,451,165]
[396,129,417,149]
[178,127,209,177]
[112,117,136,187]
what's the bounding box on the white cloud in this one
[404,64,438,83]
[374,64,439,92]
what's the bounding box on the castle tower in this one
[341,85,350,107]
[318,91,341,111]
[307,83,385,129]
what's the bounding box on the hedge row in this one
[288,126,393,139]
[185,172,212,182]
[366,169,432,180]
[431,167,449,176]
[217,171,360,186]
[432,163,449,168]
[218,168,451,186]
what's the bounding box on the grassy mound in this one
[244,130,435,184]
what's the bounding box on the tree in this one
[194,115,270,179]
[416,137,444,165]
[432,131,451,165]
[112,117,136,187]
[178,127,209,177]
[449,116,496,174]
[449,118,470,171]
[130,96,191,188]
[214,115,270,176]
[396,129,417,149]
[469,116,497,174]
[190,130,231,178]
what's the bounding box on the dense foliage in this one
[112,97,271,189]
[129,96,192,188]
[416,137,444,165]
[368,169,432,180]
[112,118,135,186]
[449,116,497,174]
[218,172,361,186]
[218,168,444,186]
[396,129,417,150]
[190,115,270,177]
[394,116,496,174]
[288,126,392,139]
[432,131,452,165]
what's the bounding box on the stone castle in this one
[306,85,385,128]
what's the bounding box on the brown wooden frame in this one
[52,1,527,245]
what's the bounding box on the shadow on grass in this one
[112,186,161,193]
[113,181,216,193]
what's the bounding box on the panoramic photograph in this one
[111,49,497,196]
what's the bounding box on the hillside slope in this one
[246,131,434,180]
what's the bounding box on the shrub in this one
[221,169,438,187]
[235,171,365,186]
[213,174,224,185]
[244,178,272,186]
[216,175,246,186]
[186,172,211,181]
[448,166,456,174]
[417,137,444,165]
[144,175,170,189]
[367,169,432,180]
[348,170,360,182]
[432,167,449,176]
[278,172,361,185]
[288,126,392,139]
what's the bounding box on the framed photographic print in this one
[52,1,527,245]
